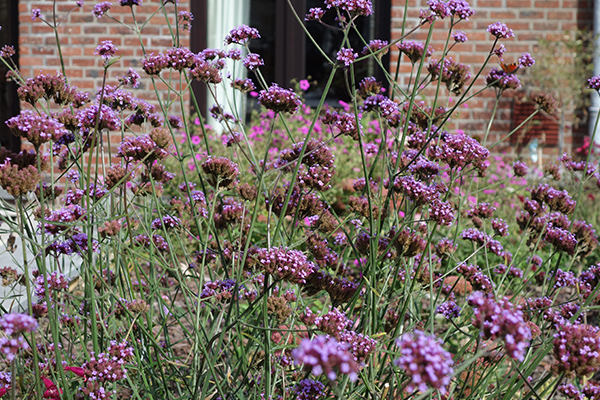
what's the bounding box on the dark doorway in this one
[0,0,19,152]
[248,0,390,105]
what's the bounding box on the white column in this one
[590,0,600,146]
[206,0,250,131]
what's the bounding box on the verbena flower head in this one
[589,75,600,91]
[398,40,432,64]
[336,48,358,67]
[242,53,264,70]
[394,330,454,394]
[447,0,474,19]
[6,110,68,147]
[427,57,471,94]
[31,8,41,20]
[225,25,260,44]
[518,52,535,67]
[256,247,314,284]
[324,0,373,16]
[95,40,117,60]
[292,379,325,400]
[201,156,239,188]
[513,160,528,176]
[468,292,531,361]
[452,30,468,43]
[258,84,301,114]
[427,0,450,18]
[0,313,38,336]
[0,161,39,198]
[305,7,325,21]
[554,323,600,376]
[486,68,521,90]
[93,2,112,17]
[119,68,141,88]
[292,335,359,381]
[487,22,514,39]
[437,300,461,319]
[120,0,141,6]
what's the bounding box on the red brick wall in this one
[390,0,593,158]
[18,0,190,109]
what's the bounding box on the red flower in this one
[64,366,85,378]
[42,377,62,400]
[0,387,8,397]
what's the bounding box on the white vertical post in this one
[206,0,250,131]
[590,0,600,146]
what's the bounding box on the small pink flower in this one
[249,91,258,98]
[299,79,310,91]
[338,100,350,112]
[64,366,85,378]
[194,117,201,125]
[191,135,201,145]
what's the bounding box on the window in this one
[191,0,391,115]
[0,0,19,152]
[248,0,390,104]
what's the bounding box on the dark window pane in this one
[0,0,19,152]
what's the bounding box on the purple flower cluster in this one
[452,31,468,43]
[437,300,461,319]
[242,52,264,70]
[362,39,389,56]
[34,271,69,303]
[427,57,471,95]
[117,134,168,163]
[95,40,117,60]
[518,52,535,67]
[77,103,121,134]
[151,215,181,230]
[397,40,432,64]
[305,7,325,21]
[256,247,315,284]
[200,279,241,302]
[201,156,239,188]
[512,160,528,176]
[78,341,134,399]
[491,218,509,236]
[6,110,69,148]
[225,25,260,45]
[457,263,495,292]
[314,307,352,338]
[394,330,454,394]
[486,68,521,91]
[292,379,325,400]
[0,313,38,336]
[461,228,510,260]
[93,2,112,17]
[258,84,301,114]
[292,335,359,381]
[468,292,531,361]
[120,0,141,6]
[487,22,514,39]
[324,0,373,16]
[589,75,600,90]
[447,0,474,19]
[428,130,489,172]
[553,323,600,375]
[336,48,358,67]
[545,225,578,255]
[532,183,576,214]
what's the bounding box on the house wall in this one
[390,0,594,159]
[14,1,595,159]
[18,0,191,112]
